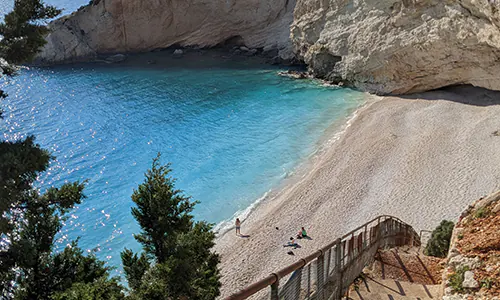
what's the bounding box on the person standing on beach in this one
[235,218,241,236]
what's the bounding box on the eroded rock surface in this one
[36,0,296,64]
[291,0,500,94]
[442,190,500,299]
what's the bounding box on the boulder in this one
[448,255,481,269]
[173,49,184,57]
[105,54,126,63]
[492,202,500,214]
[462,271,479,289]
[475,190,500,209]
[244,48,258,56]
[291,0,500,94]
[0,58,16,75]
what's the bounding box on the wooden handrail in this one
[224,215,418,300]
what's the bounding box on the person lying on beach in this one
[296,227,308,239]
[283,237,298,248]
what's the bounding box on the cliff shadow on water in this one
[33,49,307,72]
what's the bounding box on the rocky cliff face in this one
[36,0,296,64]
[38,0,500,95]
[291,0,500,94]
[441,191,500,299]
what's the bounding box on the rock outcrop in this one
[35,0,296,64]
[37,0,500,95]
[441,190,500,300]
[291,0,500,94]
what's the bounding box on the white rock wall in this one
[36,0,296,63]
[291,0,500,94]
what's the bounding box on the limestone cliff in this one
[291,0,500,94]
[441,191,500,299]
[35,0,296,64]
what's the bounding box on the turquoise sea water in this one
[1,2,365,274]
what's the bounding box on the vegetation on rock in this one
[452,194,500,298]
[424,220,454,258]
[448,266,470,293]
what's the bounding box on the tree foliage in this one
[0,0,59,117]
[424,220,454,258]
[0,1,124,299]
[0,139,124,299]
[121,154,221,300]
[1,2,219,299]
[0,0,60,64]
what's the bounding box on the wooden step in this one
[347,277,441,300]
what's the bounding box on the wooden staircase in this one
[346,247,444,300]
[349,277,440,300]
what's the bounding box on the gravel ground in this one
[215,86,500,298]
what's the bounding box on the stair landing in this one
[347,247,444,299]
[348,277,440,300]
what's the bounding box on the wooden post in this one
[334,238,342,300]
[348,234,354,260]
[409,226,414,246]
[364,225,368,248]
[326,248,331,277]
[270,279,279,300]
[307,264,311,299]
[294,267,302,299]
[317,251,325,300]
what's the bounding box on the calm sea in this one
[0,1,365,274]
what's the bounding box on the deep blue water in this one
[1,1,365,275]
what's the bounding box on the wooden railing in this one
[225,215,421,300]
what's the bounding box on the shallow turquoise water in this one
[1,2,365,274]
[1,53,364,272]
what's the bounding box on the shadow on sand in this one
[399,85,500,107]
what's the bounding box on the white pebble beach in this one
[215,86,500,298]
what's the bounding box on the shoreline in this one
[213,89,377,236]
[215,85,500,298]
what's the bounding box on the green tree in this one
[121,154,221,300]
[0,0,60,65]
[424,220,454,258]
[0,140,125,299]
[0,1,124,299]
[0,0,61,115]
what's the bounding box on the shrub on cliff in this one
[424,220,455,258]
[121,154,221,300]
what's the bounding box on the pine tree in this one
[121,154,221,300]
[0,0,61,117]
[0,0,60,64]
[0,1,124,299]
